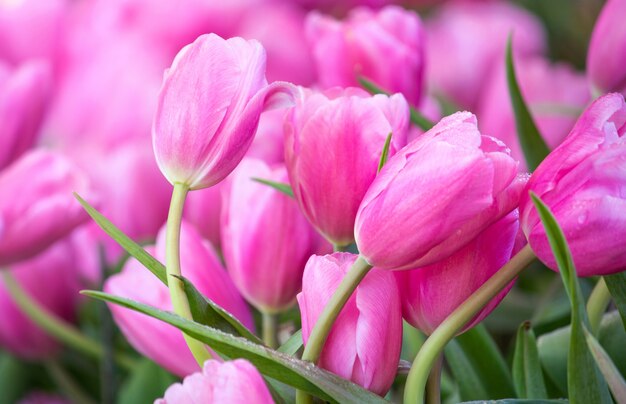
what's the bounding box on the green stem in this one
[586,278,611,335]
[404,245,536,404]
[425,354,443,404]
[296,256,373,404]
[166,182,212,366]
[262,312,279,349]
[333,243,349,252]
[45,360,97,404]
[1,272,136,371]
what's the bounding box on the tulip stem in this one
[1,272,136,371]
[296,255,373,404]
[45,360,97,404]
[404,245,536,404]
[262,312,279,349]
[166,182,212,366]
[425,354,443,404]
[587,278,611,335]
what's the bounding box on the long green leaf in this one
[461,400,568,404]
[444,324,515,400]
[277,330,303,356]
[506,37,550,171]
[357,76,435,131]
[604,272,626,330]
[252,178,294,198]
[582,326,626,403]
[74,193,167,284]
[83,291,387,404]
[513,321,548,399]
[378,132,393,172]
[530,193,611,403]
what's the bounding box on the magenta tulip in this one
[285,87,409,246]
[183,183,224,251]
[587,0,626,96]
[222,159,329,313]
[298,253,402,396]
[0,151,93,267]
[355,111,526,270]
[152,33,295,190]
[0,61,52,170]
[520,93,626,276]
[105,222,254,377]
[396,211,520,335]
[246,108,288,165]
[156,359,273,404]
[306,6,425,105]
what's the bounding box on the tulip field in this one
[1,0,626,403]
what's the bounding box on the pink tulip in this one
[426,0,545,109]
[396,211,520,335]
[0,239,88,359]
[355,111,526,270]
[587,0,626,95]
[284,87,409,246]
[0,61,52,170]
[306,6,425,105]
[0,151,93,267]
[152,33,295,190]
[156,359,273,404]
[477,56,590,170]
[520,93,626,276]
[246,108,289,165]
[184,184,224,251]
[222,159,330,313]
[105,222,254,377]
[298,253,402,396]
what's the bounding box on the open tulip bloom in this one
[3,3,626,404]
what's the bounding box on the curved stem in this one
[1,272,136,371]
[586,278,611,335]
[425,354,443,404]
[296,256,373,404]
[166,182,212,366]
[45,360,97,404]
[262,312,279,349]
[404,245,536,404]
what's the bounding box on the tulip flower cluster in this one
[1,0,626,403]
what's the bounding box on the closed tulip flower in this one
[222,159,329,313]
[298,253,402,396]
[153,33,295,190]
[156,359,273,404]
[520,93,626,276]
[396,211,520,335]
[587,0,626,96]
[285,87,409,246]
[306,6,425,105]
[355,111,526,270]
[0,151,93,267]
[105,222,253,377]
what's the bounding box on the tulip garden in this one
[2,0,626,403]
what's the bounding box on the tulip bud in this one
[306,6,425,105]
[152,33,295,190]
[298,253,402,396]
[396,211,520,335]
[355,111,526,270]
[0,151,93,267]
[285,87,409,246]
[222,159,330,313]
[587,0,626,95]
[520,93,626,276]
[105,222,253,377]
[156,359,273,404]
[0,61,52,170]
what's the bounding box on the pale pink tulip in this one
[285,87,409,246]
[355,111,526,270]
[183,184,224,251]
[298,253,402,396]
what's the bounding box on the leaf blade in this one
[512,321,548,399]
[251,178,294,198]
[604,272,626,330]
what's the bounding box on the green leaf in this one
[597,311,626,377]
[513,321,548,399]
[444,324,515,400]
[377,132,393,172]
[0,354,33,403]
[74,193,167,284]
[277,329,303,356]
[251,178,294,198]
[83,290,387,404]
[604,272,626,330]
[530,193,611,403]
[506,37,550,171]
[117,359,177,404]
[178,276,262,345]
[460,400,568,404]
[582,326,626,402]
[357,76,435,131]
